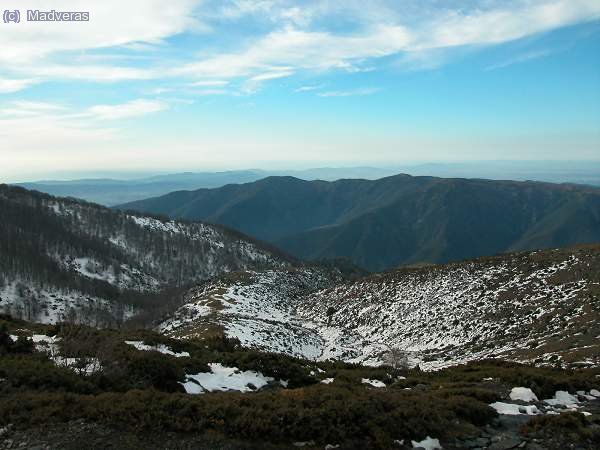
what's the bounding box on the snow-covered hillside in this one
[0,185,293,325]
[300,245,600,369]
[162,245,600,370]
[159,269,339,360]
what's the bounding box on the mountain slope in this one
[161,244,600,370]
[119,175,600,271]
[0,185,294,325]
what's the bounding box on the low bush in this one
[521,412,600,446]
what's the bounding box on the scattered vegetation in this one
[1,316,599,449]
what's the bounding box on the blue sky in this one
[0,0,599,181]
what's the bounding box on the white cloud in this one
[2,0,599,90]
[85,99,168,120]
[422,0,600,50]
[249,70,294,82]
[176,24,412,78]
[0,100,69,118]
[0,0,202,64]
[0,0,202,86]
[174,0,600,85]
[0,78,38,94]
[30,64,157,82]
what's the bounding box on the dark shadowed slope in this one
[118,175,600,271]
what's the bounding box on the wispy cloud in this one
[318,87,381,97]
[2,0,599,93]
[0,100,68,118]
[295,84,325,92]
[85,99,168,120]
[0,78,38,94]
[242,68,294,93]
[188,80,230,87]
[485,49,555,70]
[249,70,294,82]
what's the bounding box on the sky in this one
[0,0,599,182]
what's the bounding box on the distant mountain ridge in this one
[16,161,600,206]
[15,167,398,206]
[118,174,600,271]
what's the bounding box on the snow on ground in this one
[124,341,190,358]
[509,387,538,402]
[160,249,599,371]
[181,363,274,394]
[544,391,579,407]
[160,269,335,360]
[127,215,283,267]
[0,281,136,325]
[298,250,599,369]
[411,436,442,450]
[362,378,386,388]
[68,257,160,292]
[489,389,600,418]
[10,333,101,375]
[490,402,540,415]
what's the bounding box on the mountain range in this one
[15,167,398,206]
[118,174,600,271]
[15,161,600,206]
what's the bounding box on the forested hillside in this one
[118,175,600,271]
[0,185,293,326]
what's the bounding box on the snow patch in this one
[181,363,274,394]
[124,340,190,358]
[510,387,538,403]
[490,402,540,415]
[411,436,442,450]
[362,378,386,388]
[544,391,579,407]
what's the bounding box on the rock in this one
[489,437,522,450]
[463,437,489,448]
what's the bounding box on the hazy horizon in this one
[1,1,599,182]
[8,159,600,185]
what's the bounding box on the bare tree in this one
[383,346,409,371]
